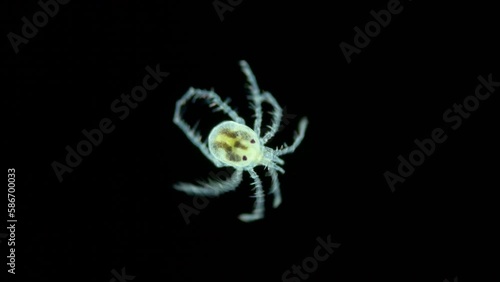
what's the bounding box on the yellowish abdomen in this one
[208,121,262,167]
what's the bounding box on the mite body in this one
[173,61,308,222]
[209,121,262,167]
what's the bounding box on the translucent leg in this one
[260,92,283,144]
[239,61,283,144]
[174,169,243,196]
[238,168,265,222]
[239,60,263,136]
[276,117,309,156]
[268,168,282,208]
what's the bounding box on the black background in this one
[4,0,499,281]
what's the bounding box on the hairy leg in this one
[268,168,282,208]
[276,117,309,156]
[174,169,243,196]
[239,60,264,136]
[238,168,265,222]
[239,61,283,144]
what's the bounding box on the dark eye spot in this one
[250,139,255,144]
[243,156,247,161]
